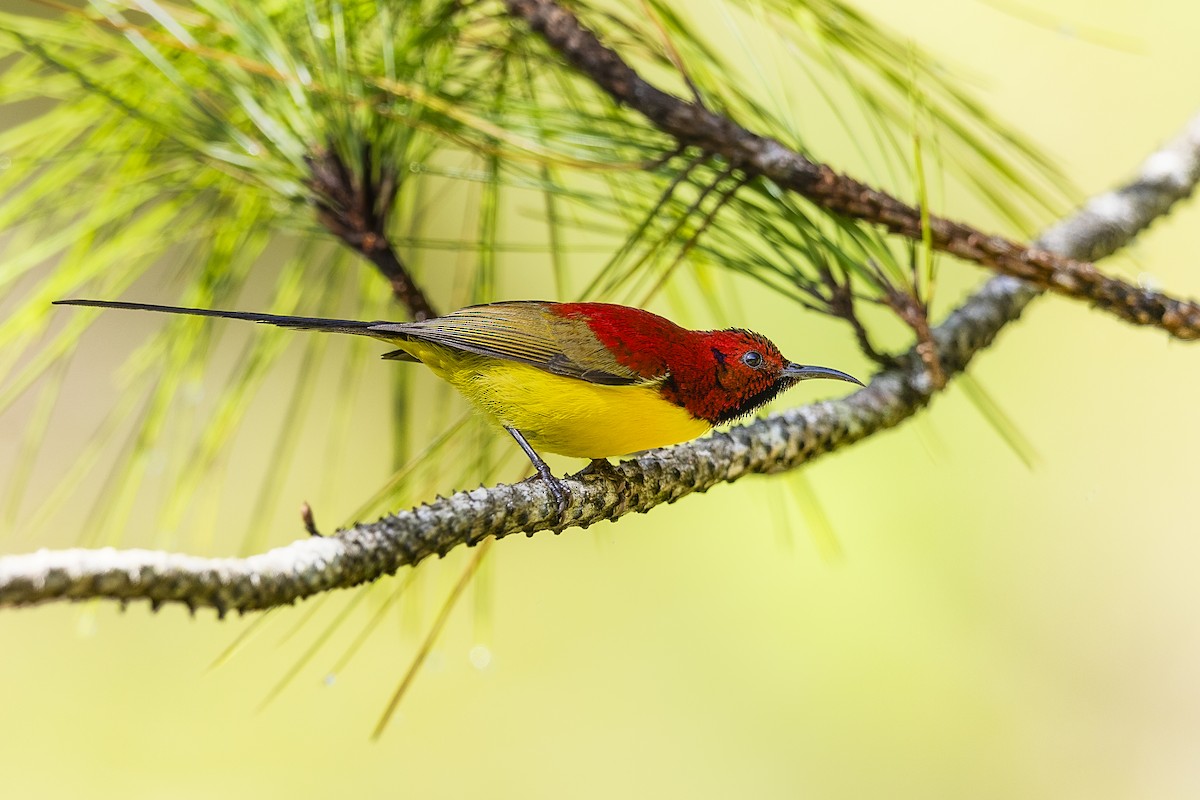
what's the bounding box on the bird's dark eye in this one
[741,350,763,369]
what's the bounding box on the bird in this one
[54,298,863,514]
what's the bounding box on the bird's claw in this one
[504,425,570,522]
[535,468,570,519]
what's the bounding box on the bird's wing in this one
[370,302,657,386]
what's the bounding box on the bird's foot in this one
[534,464,571,520]
[503,426,570,524]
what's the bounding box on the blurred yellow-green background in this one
[3,1,1200,798]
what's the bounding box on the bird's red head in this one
[662,329,800,425]
[555,303,862,427]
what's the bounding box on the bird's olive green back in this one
[371,302,655,387]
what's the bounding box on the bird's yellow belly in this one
[399,342,710,459]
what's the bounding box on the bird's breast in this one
[396,340,711,458]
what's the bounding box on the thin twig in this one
[306,146,438,320]
[300,502,322,537]
[865,259,944,389]
[823,264,895,367]
[502,0,1200,341]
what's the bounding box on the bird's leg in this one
[505,426,569,517]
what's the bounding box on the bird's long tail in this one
[53,298,388,337]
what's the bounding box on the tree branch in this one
[501,0,1200,340]
[307,145,438,320]
[3,109,1198,614]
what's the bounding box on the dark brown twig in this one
[821,262,896,367]
[306,145,438,320]
[861,259,945,389]
[502,0,1200,341]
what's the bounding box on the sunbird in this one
[55,299,862,512]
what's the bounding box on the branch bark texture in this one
[502,0,1200,340]
[3,109,1198,613]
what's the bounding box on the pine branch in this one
[501,0,1200,341]
[3,110,1198,613]
[307,146,438,320]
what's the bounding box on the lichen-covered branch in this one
[501,0,1200,340]
[3,109,1198,614]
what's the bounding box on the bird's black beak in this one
[782,362,864,386]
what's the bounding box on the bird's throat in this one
[659,375,795,426]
